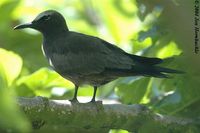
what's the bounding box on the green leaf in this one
[150,55,200,116]
[0,48,23,85]
[157,41,182,58]
[116,78,150,104]
[16,68,74,97]
[109,129,129,133]
[95,0,140,44]
[0,65,31,132]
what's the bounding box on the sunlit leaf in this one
[0,48,23,85]
[109,129,129,133]
[95,0,141,45]
[116,77,150,104]
[132,35,152,53]
[16,68,74,97]
[0,65,31,132]
[157,41,182,58]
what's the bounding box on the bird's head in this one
[14,10,68,34]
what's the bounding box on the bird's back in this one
[42,31,181,86]
[42,31,136,85]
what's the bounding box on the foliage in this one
[0,0,199,132]
[0,49,30,133]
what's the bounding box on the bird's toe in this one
[69,98,79,103]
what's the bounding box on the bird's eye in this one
[41,15,50,21]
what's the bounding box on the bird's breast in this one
[41,44,48,58]
[42,43,57,69]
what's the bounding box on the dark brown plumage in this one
[14,10,183,102]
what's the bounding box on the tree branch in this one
[18,97,199,133]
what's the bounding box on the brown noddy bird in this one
[14,10,183,102]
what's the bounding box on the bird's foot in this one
[89,99,102,104]
[69,98,79,103]
[89,97,97,103]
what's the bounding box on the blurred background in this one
[0,0,199,132]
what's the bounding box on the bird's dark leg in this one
[90,86,98,102]
[70,85,79,103]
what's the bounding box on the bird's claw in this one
[69,98,79,103]
[89,100,96,103]
[89,99,102,104]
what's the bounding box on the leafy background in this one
[0,0,199,132]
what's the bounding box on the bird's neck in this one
[42,27,68,40]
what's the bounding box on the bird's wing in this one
[127,54,163,65]
[101,40,163,65]
[50,32,134,76]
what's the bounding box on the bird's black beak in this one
[14,22,33,30]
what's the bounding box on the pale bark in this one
[18,97,199,133]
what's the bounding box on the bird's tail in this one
[142,66,184,78]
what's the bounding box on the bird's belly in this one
[70,75,116,86]
[44,50,117,86]
[55,69,116,86]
